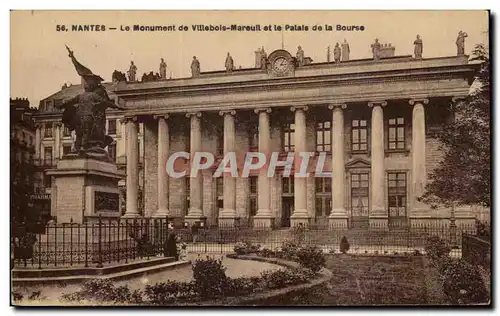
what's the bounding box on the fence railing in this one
[11,217,481,269]
[462,233,491,271]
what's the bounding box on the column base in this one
[152,209,170,218]
[186,208,203,218]
[328,216,349,230]
[369,217,388,230]
[290,212,310,227]
[122,213,141,219]
[253,215,273,229]
[218,217,239,228]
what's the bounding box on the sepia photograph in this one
[9,10,491,307]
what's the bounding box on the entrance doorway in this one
[281,197,293,228]
[350,173,370,228]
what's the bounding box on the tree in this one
[421,43,490,208]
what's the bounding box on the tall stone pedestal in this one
[47,157,124,224]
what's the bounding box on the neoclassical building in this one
[34,48,483,229]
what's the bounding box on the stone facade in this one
[34,52,486,228]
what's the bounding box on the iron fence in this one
[11,217,481,269]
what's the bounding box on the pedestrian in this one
[163,231,178,260]
[177,236,188,260]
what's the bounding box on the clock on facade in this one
[272,57,290,74]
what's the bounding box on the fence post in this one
[117,218,121,263]
[54,221,57,267]
[70,218,73,266]
[97,214,103,268]
[38,223,42,269]
[84,219,89,268]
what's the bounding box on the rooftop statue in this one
[191,56,200,77]
[225,52,234,72]
[341,39,350,61]
[334,42,341,63]
[414,34,423,59]
[57,46,125,161]
[159,58,167,79]
[371,38,381,60]
[296,46,305,66]
[456,30,468,56]
[127,61,137,82]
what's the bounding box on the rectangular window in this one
[249,197,257,216]
[351,173,369,217]
[249,176,258,194]
[54,99,62,108]
[45,100,53,112]
[282,176,294,195]
[44,146,52,165]
[216,128,223,156]
[388,117,405,150]
[216,177,223,197]
[351,119,368,152]
[315,178,332,218]
[63,145,72,156]
[63,125,71,137]
[388,172,407,217]
[108,119,117,135]
[44,123,53,138]
[43,174,51,188]
[316,120,331,152]
[282,123,295,152]
[249,125,258,152]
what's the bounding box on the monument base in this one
[47,157,124,224]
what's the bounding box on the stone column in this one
[184,112,204,224]
[218,110,238,227]
[368,101,388,229]
[154,115,170,217]
[410,99,429,218]
[253,108,273,228]
[122,116,140,218]
[328,103,348,229]
[54,122,61,159]
[290,106,310,227]
[35,124,41,159]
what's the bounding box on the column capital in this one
[368,100,387,108]
[153,113,169,120]
[254,107,272,114]
[219,110,236,116]
[328,103,347,110]
[120,116,137,124]
[185,111,202,118]
[290,105,309,112]
[409,98,429,106]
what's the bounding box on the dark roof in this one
[40,82,116,103]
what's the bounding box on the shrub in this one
[191,256,230,299]
[228,276,262,295]
[296,245,326,273]
[259,247,275,258]
[260,268,314,289]
[233,241,261,255]
[281,240,300,260]
[234,242,249,255]
[339,236,350,254]
[143,280,197,304]
[425,236,451,262]
[11,291,23,302]
[60,279,143,304]
[441,259,489,304]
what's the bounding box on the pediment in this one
[345,157,371,169]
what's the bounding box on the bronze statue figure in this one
[57,46,125,161]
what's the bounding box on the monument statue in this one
[260,47,268,70]
[191,56,200,77]
[414,34,423,59]
[341,39,350,61]
[225,52,234,72]
[456,30,468,56]
[159,58,167,79]
[296,46,305,66]
[127,61,137,82]
[371,38,381,60]
[57,46,125,161]
[334,43,341,63]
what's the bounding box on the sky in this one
[10,10,489,107]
